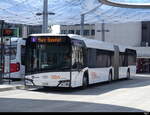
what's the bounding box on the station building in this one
[59,22,150,73]
[1,22,150,73]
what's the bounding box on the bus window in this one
[126,49,137,66]
[96,50,112,68]
[119,53,128,67]
[72,45,84,69]
[87,49,96,68]
[119,53,125,67]
[128,55,136,65]
[26,43,71,74]
[38,44,70,71]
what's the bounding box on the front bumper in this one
[25,78,71,88]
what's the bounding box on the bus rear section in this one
[126,49,137,78]
[113,46,137,80]
[3,38,26,80]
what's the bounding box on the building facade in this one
[60,22,150,73]
[60,24,95,39]
[60,22,141,46]
[136,21,150,73]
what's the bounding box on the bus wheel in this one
[108,72,112,82]
[82,75,88,89]
[127,70,130,80]
[43,86,50,89]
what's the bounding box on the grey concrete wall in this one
[95,22,142,47]
[135,47,150,58]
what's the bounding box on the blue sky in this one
[0,0,150,25]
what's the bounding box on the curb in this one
[0,85,25,92]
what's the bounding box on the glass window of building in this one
[68,30,74,34]
[61,30,67,34]
[91,29,95,36]
[84,30,90,36]
[76,30,80,35]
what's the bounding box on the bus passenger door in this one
[71,44,85,87]
[21,45,26,78]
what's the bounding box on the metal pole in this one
[16,28,19,38]
[80,14,84,36]
[102,20,105,41]
[0,20,4,84]
[80,4,102,36]
[42,0,48,33]
[22,24,28,38]
[9,37,11,84]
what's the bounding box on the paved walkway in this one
[0,80,25,92]
[0,74,150,112]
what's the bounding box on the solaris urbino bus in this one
[25,34,137,88]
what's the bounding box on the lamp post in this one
[101,20,110,41]
[80,4,103,36]
[36,0,55,33]
[80,14,85,36]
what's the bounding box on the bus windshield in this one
[26,36,71,74]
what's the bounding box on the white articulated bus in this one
[25,34,136,88]
[0,37,26,80]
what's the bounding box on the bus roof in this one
[29,33,135,52]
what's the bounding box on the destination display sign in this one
[31,36,67,43]
[38,38,62,43]
[3,29,14,36]
[2,29,19,37]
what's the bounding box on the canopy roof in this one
[0,0,150,25]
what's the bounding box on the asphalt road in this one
[0,74,150,112]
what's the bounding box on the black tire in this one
[127,70,130,80]
[108,72,112,82]
[82,75,88,89]
[43,86,50,89]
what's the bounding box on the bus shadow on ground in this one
[0,98,145,112]
[30,75,150,95]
